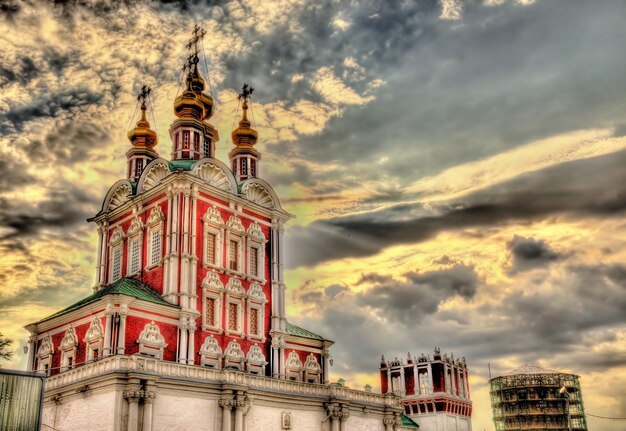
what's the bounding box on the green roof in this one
[40,277,177,323]
[169,159,196,171]
[401,414,419,428]
[285,322,326,341]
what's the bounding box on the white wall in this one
[246,404,326,431]
[152,394,219,431]
[42,390,117,431]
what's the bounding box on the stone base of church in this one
[41,355,404,431]
[408,413,472,431]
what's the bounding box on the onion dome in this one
[189,62,214,120]
[127,99,157,149]
[173,75,205,120]
[230,98,258,152]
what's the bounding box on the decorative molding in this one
[202,271,224,292]
[246,222,265,240]
[108,183,132,211]
[223,340,244,371]
[195,162,233,192]
[127,216,144,236]
[246,344,267,375]
[142,162,170,192]
[137,321,167,359]
[202,205,223,225]
[244,183,275,208]
[199,335,222,369]
[109,226,125,246]
[226,215,244,233]
[226,277,245,295]
[37,334,54,357]
[247,284,266,302]
[60,327,78,351]
[146,206,165,226]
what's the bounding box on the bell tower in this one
[126,85,159,181]
[229,83,260,180]
[169,25,218,161]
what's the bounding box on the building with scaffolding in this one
[490,364,587,431]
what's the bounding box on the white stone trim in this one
[60,326,78,372]
[83,317,104,361]
[198,335,222,368]
[201,271,224,333]
[247,284,266,342]
[146,206,164,270]
[137,321,167,359]
[223,340,244,371]
[202,206,224,270]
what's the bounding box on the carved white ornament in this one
[195,163,232,191]
[199,335,222,356]
[60,327,78,351]
[286,351,302,369]
[246,222,265,240]
[247,344,267,365]
[202,271,224,291]
[138,322,166,347]
[224,340,244,361]
[305,353,321,371]
[37,335,53,357]
[108,183,132,211]
[142,162,170,191]
[226,277,245,295]
[84,318,104,343]
[202,205,223,225]
[244,183,274,208]
[247,284,266,301]
[109,226,125,245]
[127,217,143,236]
[147,206,164,226]
[226,215,244,232]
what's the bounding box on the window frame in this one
[201,271,224,333]
[202,206,224,270]
[247,283,267,342]
[224,277,246,338]
[145,206,164,270]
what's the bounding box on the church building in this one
[23,27,414,431]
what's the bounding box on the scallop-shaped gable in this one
[102,180,134,212]
[240,178,282,210]
[137,158,172,194]
[192,158,238,194]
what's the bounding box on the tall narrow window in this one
[150,229,162,266]
[249,308,259,336]
[228,303,238,331]
[206,233,216,265]
[229,240,238,271]
[241,158,248,176]
[183,130,190,149]
[249,246,258,277]
[111,247,122,282]
[204,139,210,158]
[129,238,141,275]
[232,160,237,175]
[193,131,200,151]
[175,132,180,149]
[206,298,216,326]
[136,159,143,178]
[250,159,256,177]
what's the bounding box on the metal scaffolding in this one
[490,365,587,431]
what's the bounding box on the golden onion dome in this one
[231,100,258,150]
[127,103,157,148]
[173,76,204,120]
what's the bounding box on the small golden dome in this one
[128,103,157,148]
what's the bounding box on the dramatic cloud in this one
[506,235,562,273]
[287,150,626,267]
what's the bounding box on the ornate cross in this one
[238,83,254,101]
[186,24,206,56]
[137,85,151,104]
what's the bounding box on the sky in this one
[1,0,626,429]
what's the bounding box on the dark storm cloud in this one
[506,235,563,273]
[0,89,105,134]
[293,263,626,376]
[288,1,626,187]
[0,183,100,243]
[20,119,112,164]
[0,158,34,192]
[286,150,626,268]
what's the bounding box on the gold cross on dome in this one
[238,83,254,101]
[137,85,151,104]
[186,25,206,56]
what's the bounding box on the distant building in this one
[380,348,472,431]
[22,27,411,431]
[490,364,588,431]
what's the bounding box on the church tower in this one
[126,85,159,181]
[229,84,260,180]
